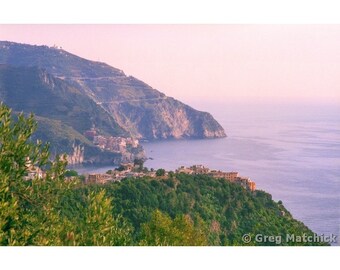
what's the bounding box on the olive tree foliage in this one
[78,190,132,246]
[139,210,208,246]
[0,103,131,245]
[0,103,54,245]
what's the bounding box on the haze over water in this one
[143,101,340,245]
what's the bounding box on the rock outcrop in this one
[66,144,85,165]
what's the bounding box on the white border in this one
[1,0,340,23]
[1,246,339,270]
[1,0,339,269]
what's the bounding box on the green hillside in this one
[71,174,324,246]
[0,65,139,163]
[0,65,126,137]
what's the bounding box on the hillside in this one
[64,174,325,246]
[33,116,130,165]
[0,41,226,140]
[0,65,126,136]
[0,65,145,164]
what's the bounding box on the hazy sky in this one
[0,25,340,105]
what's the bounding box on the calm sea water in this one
[142,102,340,245]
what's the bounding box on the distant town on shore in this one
[24,158,256,192]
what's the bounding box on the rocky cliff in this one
[0,41,226,140]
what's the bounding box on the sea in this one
[78,101,340,245]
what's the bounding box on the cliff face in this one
[108,96,226,139]
[0,41,226,140]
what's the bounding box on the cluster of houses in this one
[23,154,256,192]
[86,163,157,184]
[84,128,139,152]
[85,163,256,192]
[176,165,256,192]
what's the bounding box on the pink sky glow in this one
[0,25,339,105]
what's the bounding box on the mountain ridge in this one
[0,40,226,140]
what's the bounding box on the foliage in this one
[0,103,131,246]
[91,174,327,246]
[139,210,207,246]
[156,168,166,177]
[64,170,79,177]
[75,190,132,246]
[133,158,144,170]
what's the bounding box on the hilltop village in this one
[24,157,256,192]
[85,164,256,192]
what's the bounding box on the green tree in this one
[64,169,79,177]
[139,210,207,246]
[133,158,144,171]
[156,168,166,177]
[0,103,132,246]
[0,104,49,245]
[76,190,132,246]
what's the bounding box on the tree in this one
[0,103,84,245]
[0,103,132,246]
[133,158,144,171]
[139,210,208,246]
[115,165,125,171]
[64,170,79,177]
[156,168,166,177]
[76,190,132,246]
[168,171,175,178]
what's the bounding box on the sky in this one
[0,24,340,107]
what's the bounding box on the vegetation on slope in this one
[0,65,135,163]
[0,65,126,137]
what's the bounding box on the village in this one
[24,156,256,192]
[85,163,256,192]
[65,128,143,165]
[84,127,140,153]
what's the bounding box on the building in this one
[84,128,97,140]
[190,165,210,174]
[235,177,256,192]
[120,162,134,171]
[176,164,256,192]
[223,172,239,181]
[93,135,107,149]
[87,173,112,184]
[176,166,194,174]
[247,180,256,192]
